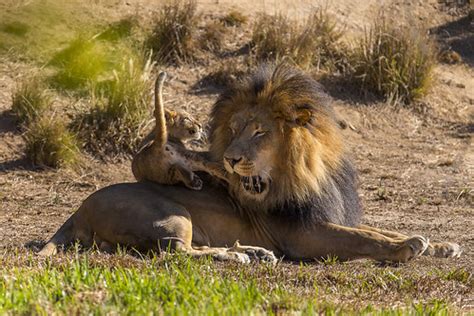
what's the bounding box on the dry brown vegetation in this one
[11,76,51,125]
[24,116,80,168]
[0,0,472,313]
[147,0,199,64]
[251,8,343,70]
[221,10,248,27]
[350,14,436,104]
[71,56,154,158]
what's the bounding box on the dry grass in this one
[350,15,436,104]
[199,20,227,53]
[251,8,343,69]
[71,56,153,159]
[11,76,51,125]
[221,10,248,27]
[24,116,80,168]
[147,0,198,64]
[200,61,248,88]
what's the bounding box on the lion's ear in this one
[295,109,312,126]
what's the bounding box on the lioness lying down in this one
[39,65,461,263]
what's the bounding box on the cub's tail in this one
[154,71,168,149]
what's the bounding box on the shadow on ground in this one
[432,14,474,66]
[0,110,20,135]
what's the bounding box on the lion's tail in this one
[154,71,168,149]
[38,212,77,256]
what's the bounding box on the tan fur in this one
[132,72,227,190]
[39,65,461,263]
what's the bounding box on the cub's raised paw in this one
[424,242,462,258]
[188,175,203,190]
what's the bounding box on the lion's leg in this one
[357,224,462,258]
[38,210,93,256]
[286,223,430,263]
[357,224,408,240]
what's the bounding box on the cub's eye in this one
[253,130,266,138]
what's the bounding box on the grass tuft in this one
[251,13,295,63]
[350,15,435,104]
[221,10,248,27]
[251,9,343,69]
[24,116,80,168]
[199,20,227,53]
[71,55,153,158]
[147,0,198,64]
[11,76,51,125]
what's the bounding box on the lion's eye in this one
[253,130,266,138]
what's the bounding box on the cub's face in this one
[166,110,202,142]
[223,108,278,199]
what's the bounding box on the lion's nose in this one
[224,156,242,168]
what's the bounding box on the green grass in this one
[24,116,80,168]
[350,14,435,104]
[49,35,111,90]
[11,76,51,125]
[71,54,153,158]
[0,1,98,62]
[0,249,469,315]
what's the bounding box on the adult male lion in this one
[39,65,461,262]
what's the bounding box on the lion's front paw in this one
[231,241,278,264]
[215,251,251,264]
[242,247,278,264]
[424,242,462,258]
[396,235,429,262]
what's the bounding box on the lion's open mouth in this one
[241,176,268,194]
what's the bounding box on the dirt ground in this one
[0,0,473,310]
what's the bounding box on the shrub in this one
[350,16,435,104]
[199,21,227,52]
[251,13,296,62]
[11,77,51,125]
[24,117,80,168]
[251,9,343,69]
[72,55,153,158]
[221,10,248,27]
[147,0,198,64]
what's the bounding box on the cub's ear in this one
[165,110,177,124]
[295,108,312,126]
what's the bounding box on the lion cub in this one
[132,72,227,190]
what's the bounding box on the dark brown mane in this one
[209,64,362,227]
